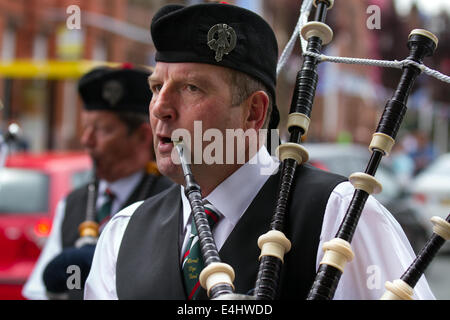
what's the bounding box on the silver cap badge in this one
[102,80,124,107]
[207,23,237,62]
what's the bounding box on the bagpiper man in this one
[85,3,435,300]
[22,65,173,300]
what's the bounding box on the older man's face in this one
[80,110,146,182]
[148,62,247,184]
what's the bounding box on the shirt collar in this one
[181,146,279,231]
[98,170,145,206]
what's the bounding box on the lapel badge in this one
[102,80,124,107]
[207,23,237,62]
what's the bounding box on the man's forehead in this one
[151,62,230,81]
[81,109,119,121]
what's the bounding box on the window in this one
[71,169,93,189]
[423,156,450,176]
[1,27,16,61]
[0,169,49,213]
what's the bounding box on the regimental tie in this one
[181,202,221,300]
[96,188,116,231]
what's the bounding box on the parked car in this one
[303,142,431,254]
[407,153,450,253]
[0,152,92,300]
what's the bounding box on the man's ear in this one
[244,90,269,131]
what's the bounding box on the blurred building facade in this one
[0,0,448,155]
[0,0,162,151]
[271,0,449,155]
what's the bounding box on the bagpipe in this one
[174,0,450,300]
[75,163,99,248]
[75,160,162,246]
[43,164,98,298]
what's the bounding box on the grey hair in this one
[116,111,149,135]
[227,69,273,129]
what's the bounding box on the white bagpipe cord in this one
[277,2,450,85]
[276,0,314,77]
[303,51,450,84]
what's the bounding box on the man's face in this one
[149,62,246,184]
[80,110,143,181]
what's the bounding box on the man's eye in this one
[187,84,199,92]
[151,84,162,93]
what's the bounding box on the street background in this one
[426,254,450,299]
[0,0,449,300]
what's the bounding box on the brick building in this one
[0,0,161,151]
[270,0,449,152]
[0,0,448,152]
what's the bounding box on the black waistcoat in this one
[61,173,173,249]
[116,164,346,300]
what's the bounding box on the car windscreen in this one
[0,168,49,213]
[71,169,94,189]
[422,157,450,176]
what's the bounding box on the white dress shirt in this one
[22,171,145,300]
[84,147,435,300]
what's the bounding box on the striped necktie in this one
[96,188,115,229]
[181,202,221,300]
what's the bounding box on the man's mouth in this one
[160,136,172,144]
[156,132,172,143]
[157,134,175,154]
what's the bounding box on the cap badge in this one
[207,23,237,62]
[102,80,124,107]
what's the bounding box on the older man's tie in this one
[181,203,221,300]
[96,188,115,231]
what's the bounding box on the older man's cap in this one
[150,3,280,130]
[78,66,152,115]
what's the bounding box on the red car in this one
[0,152,92,300]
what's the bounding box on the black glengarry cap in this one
[78,65,152,115]
[150,3,279,130]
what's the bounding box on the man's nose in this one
[150,87,177,121]
[81,127,95,148]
